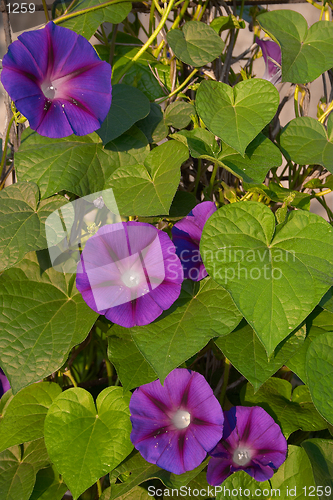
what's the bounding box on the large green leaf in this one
[136,103,166,144]
[166,21,224,67]
[201,201,333,355]
[320,287,333,313]
[106,140,189,216]
[0,251,98,393]
[164,101,195,129]
[102,451,209,500]
[0,440,50,500]
[270,445,318,499]
[104,126,150,167]
[287,308,333,382]
[216,470,270,499]
[280,116,333,174]
[124,278,242,382]
[215,320,306,391]
[0,382,61,453]
[241,378,328,438]
[15,129,119,199]
[44,387,133,499]
[173,130,282,183]
[0,182,67,272]
[107,331,157,391]
[302,439,333,493]
[306,331,333,424]
[29,465,68,500]
[58,0,131,39]
[196,79,279,156]
[259,10,333,84]
[97,84,150,144]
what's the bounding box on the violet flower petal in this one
[0,368,10,398]
[1,22,111,138]
[256,38,282,85]
[172,201,217,281]
[130,369,224,474]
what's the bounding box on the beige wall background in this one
[0,3,332,216]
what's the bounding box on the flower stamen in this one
[172,410,191,429]
[232,447,252,466]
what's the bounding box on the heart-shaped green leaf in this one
[259,10,333,84]
[287,308,333,383]
[0,382,61,453]
[58,0,131,39]
[30,465,68,500]
[107,331,157,391]
[0,251,98,393]
[0,182,67,272]
[216,470,270,499]
[15,129,119,199]
[280,116,333,174]
[166,21,224,67]
[97,84,150,144]
[241,378,328,438]
[196,79,279,156]
[106,140,189,216]
[306,332,333,425]
[164,101,195,129]
[215,320,306,391]
[0,447,36,500]
[126,278,242,383]
[302,439,333,492]
[201,201,333,355]
[44,387,133,499]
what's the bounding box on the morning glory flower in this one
[256,38,282,85]
[129,368,224,474]
[76,222,183,327]
[0,368,10,398]
[1,22,111,138]
[171,201,217,281]
[207,406,287,485]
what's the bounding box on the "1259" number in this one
[6,3,36,13]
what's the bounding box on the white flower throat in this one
[121,269,141,288]
[232,447,252,466]
[172,410,191,429]
[42,82,56,100]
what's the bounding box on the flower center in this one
[41,82,56,100]
[172,410,191,429]
[232,447,252,466]
[121,269,140,288]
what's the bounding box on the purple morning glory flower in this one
[0,368,11,398]
[256,38,282,85]
[129,368,224,474]
[171,201,217,281]
[207,406,287,485]
[76,221,183,328]
[1,22,111,138]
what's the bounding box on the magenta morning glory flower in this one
[1,22,111,138]
[0,368,11,398]
[207,406,287,485]
[129,368,224,474]
[171,201,216,281]
[76,221,183,328]
[256,38,282,86]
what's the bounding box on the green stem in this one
[113,0,176,84]
[53,0,138,24]
[318,100,333,123]
[294,85,300,118]
[105,358,113,386]
[196,0,209,21]
[42,0,50,21]
[172,0,190,28]
[96,478,102,498]
[64,369,77,387]
[0,114,15,186]
[155,68,198,103]
[193,158,202,196]
[220,358,231,408]
[208,162,219,197]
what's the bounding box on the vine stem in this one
[97,478,102,497]
[155,68,198,103]
[0,114,15,188]
[112,0,176,84]
[41,0,50,21]
[208,162,219,197]
[219,357,231,408]
[318,100,333,123]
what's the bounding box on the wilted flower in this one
[76,222,183,327]
[207,406,287,485]
[0,368,10,398]
[256,38,282,85]
[171,201,216,281]
[1,22,111,138]
[130,368,224,474]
